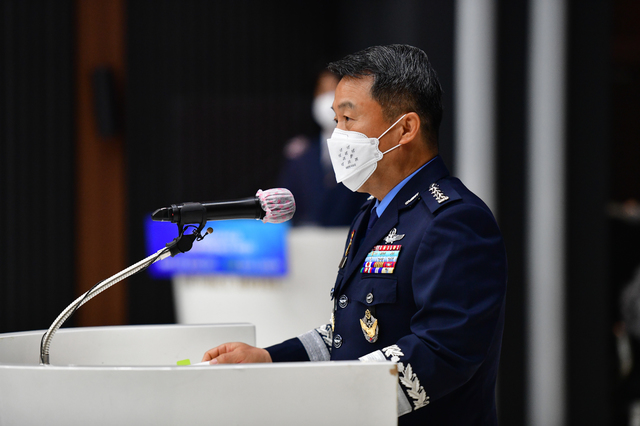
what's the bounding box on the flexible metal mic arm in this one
[40,208,211,365]
[39,247,172,365]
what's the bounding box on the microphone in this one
[151,188,296,224]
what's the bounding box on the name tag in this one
[360,245,401,274]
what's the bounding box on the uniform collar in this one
[372,157,435,217]
[390,155,450,212]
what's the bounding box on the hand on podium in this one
[202,342,272,364]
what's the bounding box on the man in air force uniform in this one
[203,44,507,426]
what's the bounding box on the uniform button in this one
[330,288,335,300]
[338,294,349,308]
[333,334,343,348]
[366,293,374,304]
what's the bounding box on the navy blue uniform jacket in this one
[267,156,507,425]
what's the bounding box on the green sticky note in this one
[176,359,191,366]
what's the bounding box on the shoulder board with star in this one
[420,179,461,214]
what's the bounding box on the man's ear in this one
[398,112,421,145]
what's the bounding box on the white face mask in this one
[327,114,407,192]
[312,91,337,132]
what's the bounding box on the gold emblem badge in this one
[360,309,379,343]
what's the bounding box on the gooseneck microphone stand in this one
[40,203,211,365]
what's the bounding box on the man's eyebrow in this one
[332,101,356,111]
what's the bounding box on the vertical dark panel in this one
[495,1,529,424]
[0,0,74,333]
[125,0,341,324]
[565,0,612,425]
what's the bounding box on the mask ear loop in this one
[378,113,408,155]
[382,142,403,155]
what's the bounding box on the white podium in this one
[0,324,398,425]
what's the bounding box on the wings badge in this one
[383,228,405,244]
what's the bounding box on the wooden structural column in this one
[75,0,127,326]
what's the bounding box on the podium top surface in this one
[0,323,256,367]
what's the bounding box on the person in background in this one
[616,266,640,425]
[278,69,368,226]
[203,45,507,426]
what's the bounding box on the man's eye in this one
[344,116,351,122]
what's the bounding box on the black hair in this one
[327,44,443,147]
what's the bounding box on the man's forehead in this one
[332,76,374,111]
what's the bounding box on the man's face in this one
[332,75,388,140]
[331,75,399,194]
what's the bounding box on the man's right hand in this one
[201,342,272,364]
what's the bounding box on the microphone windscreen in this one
[256,188,296,223]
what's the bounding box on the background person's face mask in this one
[312,91,337,132]
[327,114,407,192]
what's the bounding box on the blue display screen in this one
[145,218,289,279]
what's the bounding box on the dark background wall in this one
[565,1,612,424]
[0,0,75,333]
[495,1,529,423]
